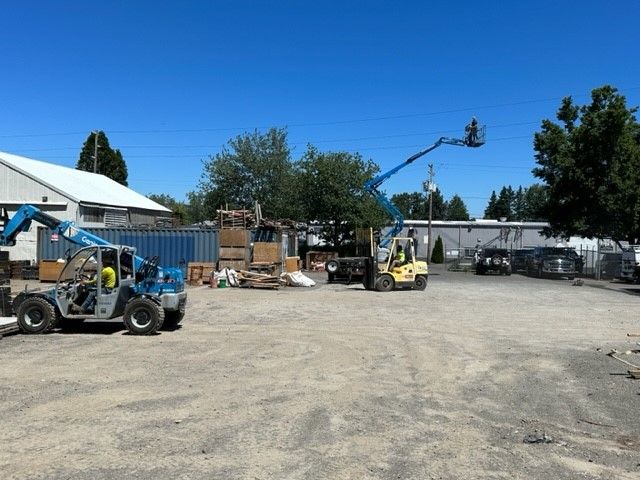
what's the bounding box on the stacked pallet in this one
[237,270,281,289]
[219,229,249,271]
[218,209,257,229]
[10,261,29,279]
[187,262,215,286]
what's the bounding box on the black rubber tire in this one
[491,254,502,267]
[375,274,395,292]
[123,297,164,335]
[164,307,185,327]
[326,260,339,274]
[16,297,58,334]
[414,275,428,290]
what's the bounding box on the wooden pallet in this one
[237,270,281,289]
[187,262,215,286]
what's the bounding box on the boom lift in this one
[326,120,485,292]
[0,204,187,335]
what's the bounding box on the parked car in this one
[511,248,534,273]
[474,247,511,275]
[620,245,640,282]
[526,247,576,279]
[559,248,584,274]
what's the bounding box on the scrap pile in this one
[217,209,257,229]
[237,270,281,289]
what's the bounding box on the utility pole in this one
[93,130,98,173]
[427,163,434,262]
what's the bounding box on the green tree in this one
[196,128,300,219]
[431,235,444,263]
[77,131,128,185]
[522,184,548,221]
[533,85,640,242]
[298,146,385,247]
[147,193,188,225]
[494,186,515,220]
[484,190,498,219]
[512,186,526,221]
[424,186,447,220]
[446,194,470,220]
[390,192,428,219]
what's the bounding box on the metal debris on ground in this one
[523,432,553,444]
[606,349,640,370]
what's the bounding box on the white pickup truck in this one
[620,245,640,282]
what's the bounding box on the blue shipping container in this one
[37,226,218,268]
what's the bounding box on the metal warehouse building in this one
[394,219,561,259]
[0,151,172,260]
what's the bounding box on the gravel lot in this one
[1,269,640,479]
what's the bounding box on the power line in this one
[2,85,638,139]
[3,121,538,153]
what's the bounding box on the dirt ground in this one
[1,269,640,480]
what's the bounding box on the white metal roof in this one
[0,151,170,212]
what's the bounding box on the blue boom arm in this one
[364,136,468,248]
[3,205,149,271]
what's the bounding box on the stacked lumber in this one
[237,270,281,289]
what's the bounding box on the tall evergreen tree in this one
[446,194,470,220]
[77,131,128,186]
[533,85,640,242]
[484,191,498,219]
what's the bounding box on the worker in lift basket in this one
[466,116,478,145]
[390,244,406,270]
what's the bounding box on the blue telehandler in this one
[0,204,187,335]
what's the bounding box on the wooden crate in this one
[219,229,249,247]
[39,260,65,282]
[253,242,281,263]
[219,247,246,260]
[285,256,300,273]
[187,262,215,286]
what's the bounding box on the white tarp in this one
[280,271,316,287]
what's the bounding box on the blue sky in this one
[1,1,639,218]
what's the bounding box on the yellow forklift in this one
[374,236,428,291]
[326,120,484,292]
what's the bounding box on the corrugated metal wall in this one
[37,227,218,266]
[393,221,560,258]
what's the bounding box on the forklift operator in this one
[74,255,116,313]
[390,245,406,270]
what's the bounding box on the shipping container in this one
[37,226,218,269]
